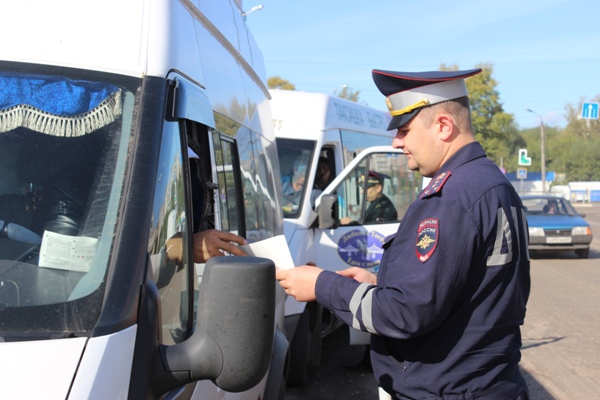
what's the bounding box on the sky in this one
[245,0,600,130]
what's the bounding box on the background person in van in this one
[309,157,332,209]
[276,68,530,400]
[314,156,331,191]
[340,170,397,225]
[282,163,308,211]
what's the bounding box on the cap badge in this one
[390,98,430,117]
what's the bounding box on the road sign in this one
[581,102,599,120]
[517,168,527,179]
[518,149,531,166]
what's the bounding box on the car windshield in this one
[0,64,139,339]
[522,197,578,216]
[276,138,317,218]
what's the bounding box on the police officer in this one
[276,68,531,399]
[362,171,397,223]
[340,170,398,225]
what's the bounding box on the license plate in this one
[546,236,572,244]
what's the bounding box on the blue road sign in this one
[582,102,599,119]
[517,168,527,179]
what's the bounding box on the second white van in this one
[271,89,426,386]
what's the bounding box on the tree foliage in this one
[333,85,361,103]
[440,63,522,168]
[267,76,295,90]
[548,96,600,182]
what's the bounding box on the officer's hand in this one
[276,265,323,302]
[337,267,377,285]
[193,229,247,263]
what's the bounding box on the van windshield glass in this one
[276,138,316,218]
[0,65,138,339]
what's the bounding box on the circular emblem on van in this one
[337,229,386,270]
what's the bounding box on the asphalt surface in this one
[285,203,600,400]
[520,202,600,399]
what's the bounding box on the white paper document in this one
[239,234,294,271]
[39,230,98,272]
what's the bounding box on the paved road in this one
[286,203,600,399]
[520,203,600,399]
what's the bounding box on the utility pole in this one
[527,108,546,193]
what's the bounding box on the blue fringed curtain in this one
[0,74,122,137]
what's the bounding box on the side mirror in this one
[156,256,275,393]
[318,194,338,229]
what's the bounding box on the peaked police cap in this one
[372,68,482,130]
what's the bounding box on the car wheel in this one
[576,248,590,259]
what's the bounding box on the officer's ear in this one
[436,113,455,141]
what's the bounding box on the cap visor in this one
[387,109,419,131]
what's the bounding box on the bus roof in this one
[270,89,394,139]
[0,0,267,95]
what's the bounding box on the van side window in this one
[147,120,193,345]
[337,152,419,225]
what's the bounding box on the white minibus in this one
[0,0,288,399]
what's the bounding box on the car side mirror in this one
[318,194,338,229]
[155,256,275,393]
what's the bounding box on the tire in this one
[576,248,590,259]
[286,308,310,387]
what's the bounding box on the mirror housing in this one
[318,194,338,229]
[156,256,275,393]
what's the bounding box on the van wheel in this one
[286,308,310,386]
[576,248,590,259]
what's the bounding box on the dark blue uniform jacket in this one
[316,142,531,399]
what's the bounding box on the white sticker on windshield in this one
[39,231,98,272]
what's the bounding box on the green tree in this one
[440,63,522,169]
[334,85,361,103]
[267,76,295,90]
[550,96,600,181]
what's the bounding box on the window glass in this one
[336,152,420,225]
[212,131,244,237]
[147,121,191,345]
[257,133,284,238]
[522,197,576,216]
[0,65,137,337]
[339,129,392,166]
[275,138,316,218]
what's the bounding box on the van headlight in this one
[572,226,591,236]
[528,227,545,237]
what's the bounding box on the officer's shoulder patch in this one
[420,171,451,199]
[416,218,439,263]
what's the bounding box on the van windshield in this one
[0,64,138,340]
[276,138,317,218]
